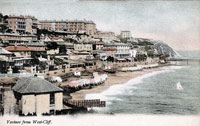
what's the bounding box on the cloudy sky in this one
[0,0,200,51]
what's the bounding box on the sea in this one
[85,51,200,115]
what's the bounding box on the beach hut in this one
[50,76,62,83]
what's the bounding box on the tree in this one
[59,45,67,54]
[0,24,8,33]
[0,38,3,43]
[0,13,10,33]
[0,13,3,22]
[120,38,128,43]
[47,42,58,50]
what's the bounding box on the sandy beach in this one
[71,67,162,100]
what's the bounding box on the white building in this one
[0,47,13,61]
[95,42,105,50]
[129,49,137,58]
[104,43,132,59]
[74,43,93,52]
[12,77,64,115]
[120,31,132,39]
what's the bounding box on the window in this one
[50,93,55,105]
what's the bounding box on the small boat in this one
[104,68,117,74]
[177,82,183,90]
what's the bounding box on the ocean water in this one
[86,51,200,115]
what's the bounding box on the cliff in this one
[132,38,178,58]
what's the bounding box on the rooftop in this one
[8,15,37,20]
[0,77,18,85]
[5,46,31,52]
[39,19,95,24]
[103,47,117,51]
[12,77,63,94]
[0,47,13,55]
[0,33,36,37]
[121,31,131,32]
[105,43,131,47]
[9,42,46,47]
[96,42,105,45]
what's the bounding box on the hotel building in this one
[120,31,132,39]
[104,43,132,59]
[39,20,97,36]
[7,15,38,34]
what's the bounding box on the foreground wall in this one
[21,92,63,115]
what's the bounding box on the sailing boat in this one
[176,81,184,90]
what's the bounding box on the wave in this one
[85,65,185,111]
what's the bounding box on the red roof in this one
[103,47,117,51]
[5,46,32,52]
[96,42,105,45]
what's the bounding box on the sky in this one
[0,0,200,51]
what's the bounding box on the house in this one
[5,46,32,58]
[0,33,37,44]
[5,46,33,68]
[9,42,47,56]
[74,43,93,52]
[47,48,59,55]
[93,42,105,50]
[12,77,64,115]
[0,47,14,73]
[0,47,13,61]
[104,43,131,59]
[103,47,117,58]
[120,31,132,39]
[8,15,38,34]
[129,49,137,58]
[39,19,97,36]
[94,31,116,43]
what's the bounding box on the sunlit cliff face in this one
[0,0,200,51]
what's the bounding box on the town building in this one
[95,31,115,38]
[104,43,132,60]
[5,46,33,68]
[39,20,97,36]
[103,47,117,59]
[9,42,46,52]
[5,46,32,58]
[0,47,14,73]
[9,42,47,57]
[129,49,137,58]
[7,15,38,34]
[12,77,64,115]
[0,33,37,44]
[93,42,105,50]
[74,43,93,52]
[120,31,132,39]
[47,48,59,55]
[0,47,13,61]
[95,31,116,43]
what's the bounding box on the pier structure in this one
[63,99,106,108]
[168,57,200,65]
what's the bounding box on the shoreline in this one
[71,67,162,100]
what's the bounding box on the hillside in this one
[132,38,178,58]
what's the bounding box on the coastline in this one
[71,67,162,100]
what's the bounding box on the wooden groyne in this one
[63,99,106,108]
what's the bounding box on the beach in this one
[71,67,161,100]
